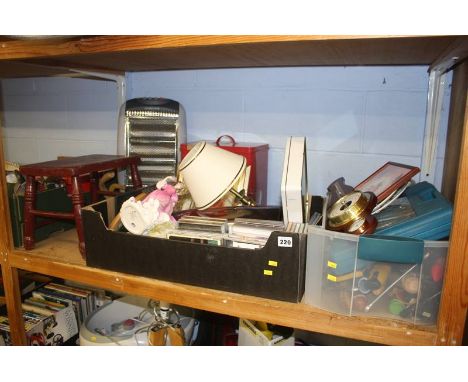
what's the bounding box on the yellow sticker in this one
[327,274,337,282]
[268,260,278,267]
[327,261,337,269]
[264,270,273,276]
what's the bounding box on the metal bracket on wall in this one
[420,69,447,185]
[68,69,126,132]
[69,69,127,183]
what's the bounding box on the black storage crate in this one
[83,192,306,303]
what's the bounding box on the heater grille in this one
[123,98,185,186]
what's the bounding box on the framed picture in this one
[354,162,420,203]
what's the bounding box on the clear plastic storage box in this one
[304,226,448,325]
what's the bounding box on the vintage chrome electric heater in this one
[118,97,186,187]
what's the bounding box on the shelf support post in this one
[441,61,468,202]
[1,259,27,345]
[420,69,447,185]
[0,88,27,344]
[435,85,468,345]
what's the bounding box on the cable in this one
[372,181,412,214]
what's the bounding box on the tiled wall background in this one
[1,66,451,204]
[1,77,119,164]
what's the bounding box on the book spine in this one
[43,285,89,319]
[36,287,84,326]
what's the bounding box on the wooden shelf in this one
[1,35,468,78]
[1,35,467,346]
[6,230,437,346]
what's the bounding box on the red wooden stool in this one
[19,154,142,258]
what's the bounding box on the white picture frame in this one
[281,137,308,224]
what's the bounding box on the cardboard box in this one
[238,318,294,346]
[83,191,306,302]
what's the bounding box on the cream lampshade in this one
[178,141,247,210]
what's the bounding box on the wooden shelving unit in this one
[1,35,467,346]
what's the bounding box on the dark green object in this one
[7,183,23,247]
[7,184,90,247]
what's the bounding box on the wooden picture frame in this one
[354,162,420,203]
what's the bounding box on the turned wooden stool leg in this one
[23,175,37,250]
[70,176,86,257]
[130,164,142,189]
[89,171,100,203]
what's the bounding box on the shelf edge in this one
[9,249,438,346]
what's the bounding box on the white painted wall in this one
[1,66,452,205]
[128,66,452,203]
[1,77,119,164]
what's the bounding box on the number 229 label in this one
[278,236,293,248]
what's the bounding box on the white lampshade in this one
[178,141,246,209]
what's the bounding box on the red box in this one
[180,136,269,205]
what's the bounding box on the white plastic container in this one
[79,296,198,346]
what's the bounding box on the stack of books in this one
[0,281,105,346]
